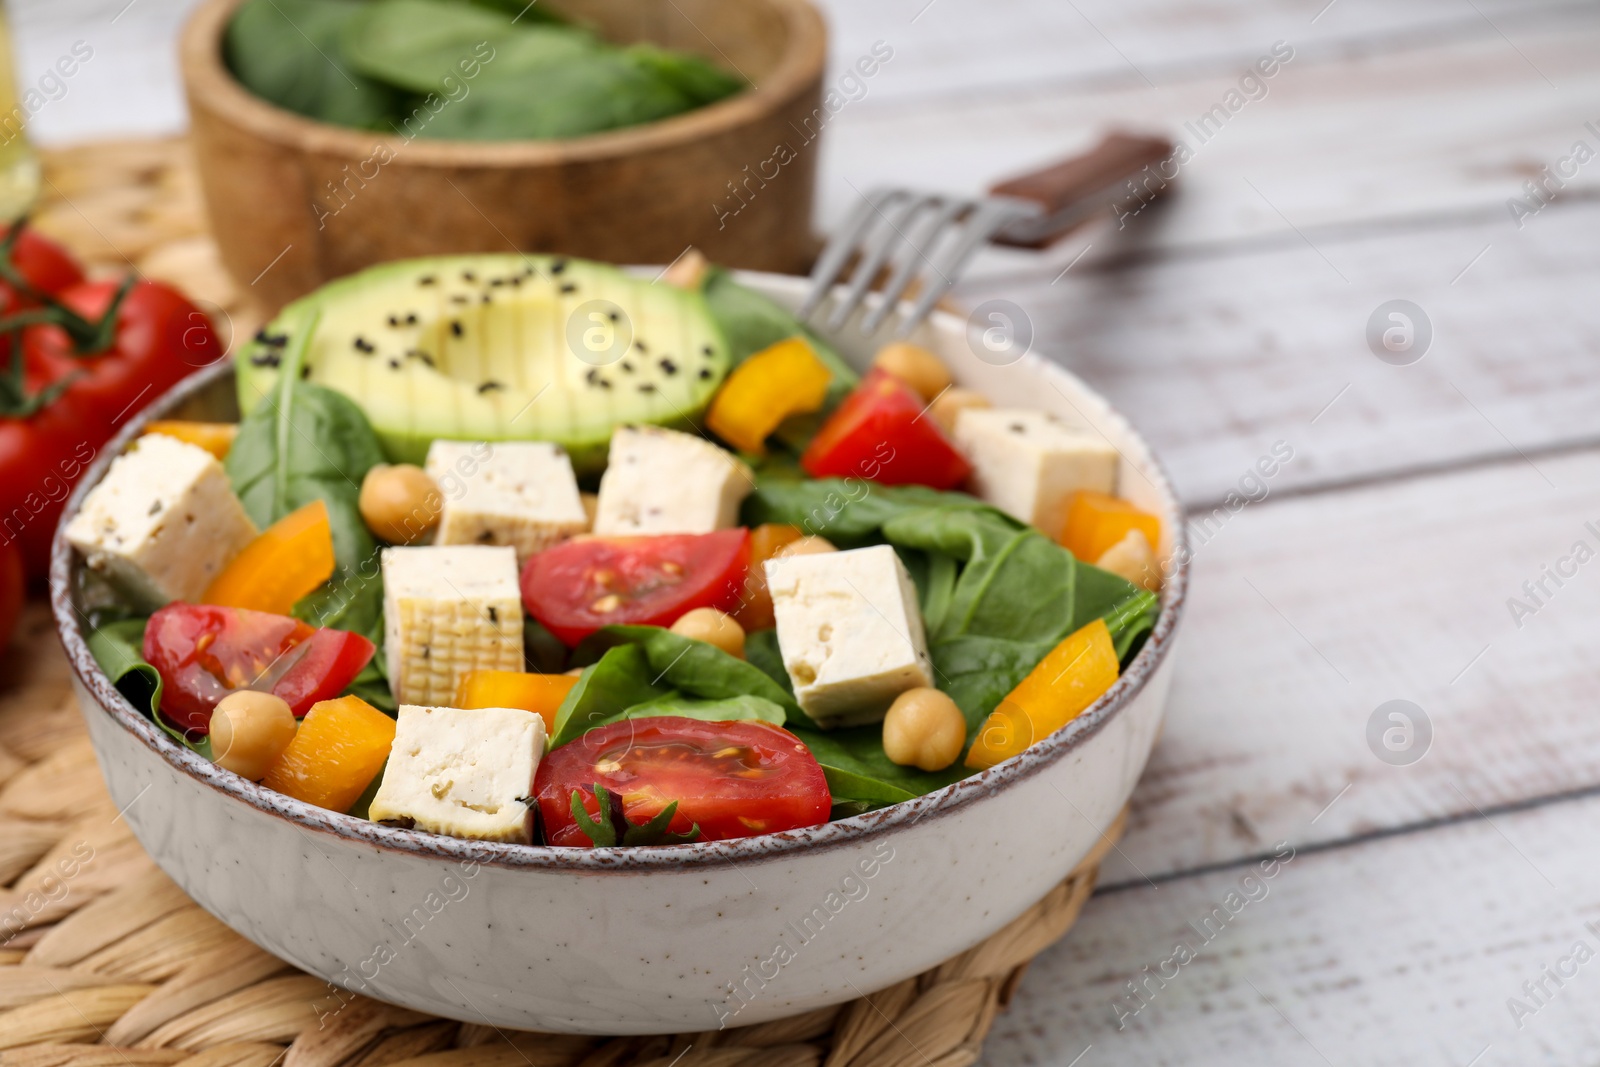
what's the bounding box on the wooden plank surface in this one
[1100,447,1600,886]
[988,792,1600,1066]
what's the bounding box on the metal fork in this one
[798,132,1175,337]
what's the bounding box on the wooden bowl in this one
[179,0,827,310]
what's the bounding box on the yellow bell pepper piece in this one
[454,670,577,734]
[706,338,832,454]
[203,500,336,616]
[1061,491,1161,563]
[261,695,395,813]
[964,618,1120,770]
[144,421,238,460]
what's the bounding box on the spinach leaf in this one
[226,328,386,582]
[225,0,398,129]
[791,726,966,807]
[626,44,744,107]
[548,644,669,748]
[524,617,570,674]
[701,269,857,409]
[744,629,792,695]
[86,617,213,759]
[342,0,597,96]
[615,692,786,726]
[420,53,690,140]
[573,625,807,724]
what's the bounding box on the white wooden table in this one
[14,1,1600,1062]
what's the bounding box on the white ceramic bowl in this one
[50,273,1187,1035]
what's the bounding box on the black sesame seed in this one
[598,378,613,390]
[585,368,599,385]
[701,344,714,357]
[354,337,375,353]
[418,275,437,286]
[620,361,635,374]
[462,270,476,282]
[253,328,289,347]
[559,283,577,295]
[490,277,505,287]
[419,354,436,368]
[148,500,162,516]
[389,358,402,370]
[481,293,492,304]
[550,259,568,274]
[451,295,469,305]
[698,367,713,379]
[451,321,464,338]
[250,351,281,368]
[405,313,418,325]
[638,383,657,393]
[300,364,313,379]
[659,358,678,376]
[387,314,400,328]
[634,340,648,353]
[478,380,505,394]
[607,311,620,323]
[510,275,524,287]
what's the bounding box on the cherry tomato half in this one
[143,603,375,737]
[801,369,972,489]
[535,716,831,846]
[520,529,750,646]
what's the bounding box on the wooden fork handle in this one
[987,131,1175,248]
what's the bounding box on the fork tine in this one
[825,192,928,330]
[895,198,1037,337]
[861,197,969,335]
[798,188,894,321]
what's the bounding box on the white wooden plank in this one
[1097,446,1600,887]
[820,16,1600,257]
[987,792,1600,1066]
[814,0,1575,102]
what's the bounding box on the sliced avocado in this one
[235,255,734,472]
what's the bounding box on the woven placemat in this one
[0,138,1119,1066]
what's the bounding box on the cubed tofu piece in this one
[65,433,258,610]
[766,544,934,728]
[953,409,1118,538]
[369,704,545,844]
[382,545,524,707]
[592,425,753,536]
[426,440,588,563]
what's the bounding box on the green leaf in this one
[743,629,792,695]
[226,355,386,582]
[570,785,700,847]
[619,692,786,726]
[342,0,596,96]
[225,0,399,129]
[625,44,743,107]
[573,625,808,724]
[523,617,570,674]
[86,617,213,759]
[548,644,670,748]
[571,786,616,846]
[791,726,965,808]
[701,269,857,414]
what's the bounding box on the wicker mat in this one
[0,139,1118,1067]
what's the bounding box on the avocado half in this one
[234,255,733,473]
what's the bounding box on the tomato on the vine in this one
[535,717,831,846]
[1,278,221,578]
[0,540,22,652]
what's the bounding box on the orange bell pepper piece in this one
[1060,491,1162,563]
[261,695,395,812]
[706,338,832,454]
[203,500,336,616]
[454,670,577,733]
[145,421,238,460]
[732,523,803,630]
[965,618,1119,770]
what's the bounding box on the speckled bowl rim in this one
[50,273,1189,872]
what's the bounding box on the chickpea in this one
[882,687,966,771]
[775,535,836,558]
[929,387,992,435]
[1095,529,1161,592]
[670,607,746,659]
[360,464,442,544]
[873,342,953,402]
[211,691,297,781]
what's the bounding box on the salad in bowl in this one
[53,255,1184,1031]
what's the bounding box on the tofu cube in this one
[369,704,546,844]
[382,545,524,707]
[65,433,258,610]
[426,440,588,563]
[592,425,753,536]
[766,544,934,728]
[953,409,1118,538]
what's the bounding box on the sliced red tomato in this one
[535,717,831,846]
[521,529,750,646]
[801,369,972,489]
[143,603,375,738]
